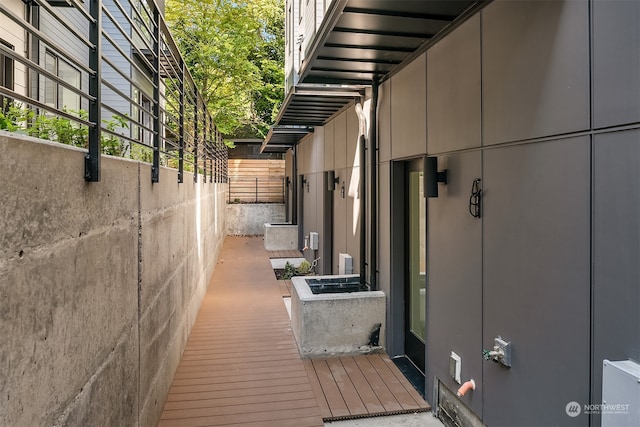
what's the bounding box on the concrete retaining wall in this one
[226,203,285,235]
[0,131,227,427]
[263,223,299,250]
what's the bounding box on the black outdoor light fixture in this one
[327,170,339,191]
[425,156,448,198]
[469,178,482,218]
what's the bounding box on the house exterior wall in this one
[421,1,636,426]
[0,0,27,97]
[284,0,300,91]
[390,53,426,160]
[38,5,91,111]
[289,0,640,426]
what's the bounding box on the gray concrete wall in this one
[226,204,285,236]
[0,131,226,427]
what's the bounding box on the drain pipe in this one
[355,101,367,286]
[370,81,379,290]
[292,145,298,225]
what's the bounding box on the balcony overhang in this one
[260,125,315,153]
[262,84,364,151]
[276,84,366,127]
[264,0,489,152]
[299,0,489,85]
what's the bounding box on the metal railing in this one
[0,0,227,184]
[227,177,285,204]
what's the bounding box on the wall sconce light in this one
[425,156,448,198]
[327,170,339,191]
[469,178,482,218]
[301,177,309,193]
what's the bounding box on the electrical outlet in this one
[494,337,512,367]
[450,351,462,384]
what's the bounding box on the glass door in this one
[405,159,426,372]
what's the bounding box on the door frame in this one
[389,157,427,373]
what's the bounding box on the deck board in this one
[279,280,292,297]
[326,358,368,416]
[304,359,332,419]
[340,356,386,414]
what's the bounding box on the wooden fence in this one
[227,159,285,203]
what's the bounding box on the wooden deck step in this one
[268,250,304,259]
[305,354,431,421]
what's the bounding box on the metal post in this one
[151,6,160,183]
[255,177,258,203]
[203,107,208,182]
[193,91,198,183]
[359,134,366,285]
[370,81,379,290]
[85,0,102,182]
[209,115,213,183]
[178,61,184,183]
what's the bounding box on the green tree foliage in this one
[166,0,284,138]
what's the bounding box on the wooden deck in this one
[159,237,323,427]
[305,355,430,421]
[159,236,431,426]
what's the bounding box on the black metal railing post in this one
[178,59,185,183]
[85,0,102,182]
[193,90,199,183]
[151,5,160,183]
[209,115,213,183]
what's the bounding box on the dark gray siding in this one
[482,137,591,426]
[482,0,590,145]
[416,1,640,425]
[426,15,481,154]
[592,0,640,128]
[592,129,640,418]
[426,151,483,417]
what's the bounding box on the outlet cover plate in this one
[450,351,462,383]
[494,337,511,367]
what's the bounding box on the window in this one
[0,39,15,109]
[133,88,153,147]
[44,50,81,112]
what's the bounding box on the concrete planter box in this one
[291,274,386,358]
[263,223,298,250]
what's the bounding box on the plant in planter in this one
[297,260,312,275]
[277,260,315,280]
